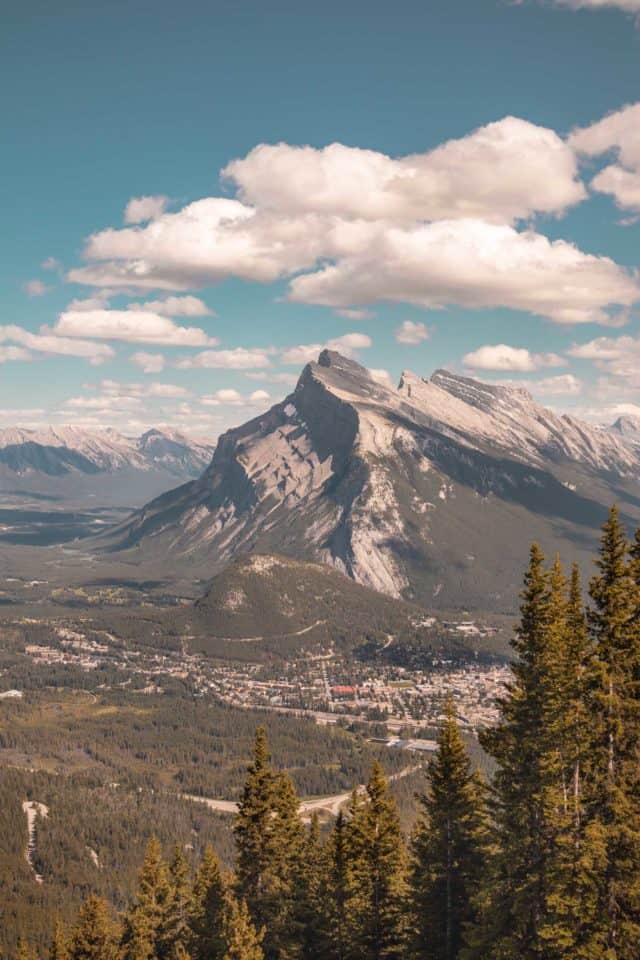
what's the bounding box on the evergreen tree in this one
[345,762,407,960]
[221,896,264,960]
[49,922,70,960]
[233,728,306,959]
[409,699,489,960]
[165,846,192,959]
[121,836,174,960]
[587,506,640,958]
[479,543,553,958]
[296,814,328,960]
[323,810,351,960]
[188,846,227,960]
[69,896,119,960]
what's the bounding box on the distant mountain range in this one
[0,426,214,506]
[103,350,640,614]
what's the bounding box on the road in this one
[183,763,421,819]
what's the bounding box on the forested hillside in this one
[7,506,640,960]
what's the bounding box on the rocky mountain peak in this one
[106,350,640,614]
[610,414,640,441]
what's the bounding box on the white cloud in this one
[395,320,431,345]
[570,104,640,211]
[131,351,166,374]
[0,346,31,363]
[223,118,585,224]
[124,194,169,224]
[130,295,215,317]
[463,343,565,371]
[287,219,639,325]
[68,198,319,290]
[62,123,636,327]
[368,368,394,388]
[24,279,49,297]
[526,374,583,396]
[41,257,61,271]
[52,308,217,346]
[177,347,273,370]
[335,308,374,320]
[552,0,640,10]
[0,325,114,365]
[280,333,372,365]
[201,388,271,407]
[568,334,640,384]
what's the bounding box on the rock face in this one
[108,351,640,613]
[610,415,640,446]
[0,426,214,505]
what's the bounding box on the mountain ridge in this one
[99,351,640,612]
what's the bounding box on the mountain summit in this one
[107,351,640,612]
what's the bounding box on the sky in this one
[2,0,640,439]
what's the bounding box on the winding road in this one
[183,763,421,819]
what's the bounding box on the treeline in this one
[10,506,640,959]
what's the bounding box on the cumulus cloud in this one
[395,320,431,345]
[570,104,640,211]
[287,219,639,325]
[177,347,273,370]
[463,343,565,371]
[201,388,271,407]
[131,351,166,374]
[223,118,585,224]
[52,308,217,346]
[24,279,49,297]
[124,194,170,224]
[130,295,214,317]
[0,325,114,365]
[0,346,31,363]
[41,257,61,271]
[525,374,583,396]
[62,121,638,326]
[368,368,394,388]
[279,333,372,365]
[568,334,640,384]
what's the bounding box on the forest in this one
[5,505,640,960]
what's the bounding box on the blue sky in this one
[2,0,640,437]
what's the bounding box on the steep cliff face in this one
[106,350,640,613]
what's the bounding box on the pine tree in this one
[233,728,306,959]
[587,506,640,958]
[188,846,227,960]
[121,836,174,960]
[296,814,328,960]
[345,762,407,960]
[479,543,553,959]
[221,896,264,960]
[409,699,489,960]
[69,896,119,960]
[164,845,192,959]
[49,921,70,960]
[323,810,351,960]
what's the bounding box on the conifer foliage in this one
[13,506,640,960]
[409,699,488,960]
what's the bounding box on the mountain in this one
[104,351,640,613]
[0,426,214,506]
[189,552,505,662]
[610,414,640,446]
